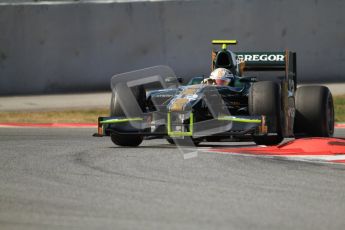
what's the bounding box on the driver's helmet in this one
[209,68,234,86]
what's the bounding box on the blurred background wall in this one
[0,0,345,95]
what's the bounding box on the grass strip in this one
[334,94,345,122]
[0,108,109,123]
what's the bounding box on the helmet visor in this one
[215,79,229,86]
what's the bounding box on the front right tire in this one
[249,81,283,145]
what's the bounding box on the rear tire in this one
[249,81,283,145]
[110,86,145,147]
[294,86,334,137]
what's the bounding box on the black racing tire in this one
[294,86,334,137]
[111,132,143,147]
[110,86,146,147]
[249,81,283,145]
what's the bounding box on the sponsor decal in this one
[236,54,285,64]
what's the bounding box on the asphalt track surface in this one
[1,128,345,230]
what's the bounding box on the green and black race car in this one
[95,40,334,146]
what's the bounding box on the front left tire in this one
[109,86,145,147]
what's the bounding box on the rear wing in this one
[211,40,297,87]
[235,51,297,87]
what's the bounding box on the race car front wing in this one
[94,112,268,139]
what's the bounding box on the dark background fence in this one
[0,0,344,95]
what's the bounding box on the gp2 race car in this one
[94,40,334,146]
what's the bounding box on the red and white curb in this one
[336,123,345,128]
[206,137,345,165]
[0,123,97,128]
